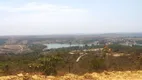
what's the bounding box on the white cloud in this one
[0,2,90,35]
[0,2,86,13]
[0,2,89,23]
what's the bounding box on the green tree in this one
[39,55,63,75]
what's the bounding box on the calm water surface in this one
[44,43,85,49]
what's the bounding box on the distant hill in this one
[0,33,142,39]
[99,33,142,37]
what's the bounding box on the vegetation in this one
[0,71,142,80]
[0,44,141,76]
[38,55,63,75]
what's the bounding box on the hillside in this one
[0,71,142,80]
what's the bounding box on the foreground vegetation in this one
[0,70,142,80]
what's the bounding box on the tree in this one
[38,55,63,75]
[90,57,105,71]
[102,45,112,70]
[3,64,9,74]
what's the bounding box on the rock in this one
[17,73,23,77]
[32,75,38,79]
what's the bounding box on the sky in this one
[0,0,142,35]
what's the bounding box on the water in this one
[136,44,142,46]
[44,43,85,49]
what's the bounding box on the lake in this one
[136,44,142,46]
[44,43,85,49]
[44,43,142,50]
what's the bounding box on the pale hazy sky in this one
[0,0,142,35]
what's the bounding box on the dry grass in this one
[0,71,142,80]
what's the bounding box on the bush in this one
[38,55,63,75]
[90,58,105,71]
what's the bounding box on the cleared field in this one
[0,71,142,80]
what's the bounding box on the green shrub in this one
[38,55,63,75]
[90,57,105,71]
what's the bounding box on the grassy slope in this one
[0,71,142,80]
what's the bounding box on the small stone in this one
[17,73,23,77]
[32,75,38,79]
